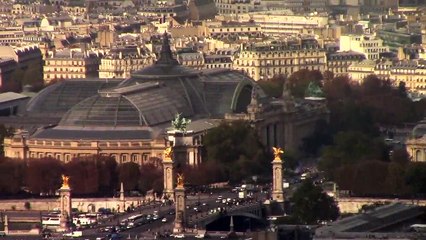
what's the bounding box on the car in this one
[162,218,167,223]
[174,234,185,238]
[99,226,114,233]
[63,231,83,237]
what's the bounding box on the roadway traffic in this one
[3,184,293,240]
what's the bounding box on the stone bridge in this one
[188,201,265,229]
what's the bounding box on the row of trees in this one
[0,155,163,197]
[0,121,272,197]
[259,69,426,197]
[316,74,426,197]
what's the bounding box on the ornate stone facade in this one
[406,119,426,162]
[233,40,326,81]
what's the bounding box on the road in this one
[3,188,271,240]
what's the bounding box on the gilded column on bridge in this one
[163,147,175,200]
[173,173,186,233]
[271,147,284,202]
[58,175,72,232]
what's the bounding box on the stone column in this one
[173,174,186,233]
[271,148,284,203]
[163,147,174,200]
[4,215,8,234]
[119,182,125,213]
[58,175,72,232]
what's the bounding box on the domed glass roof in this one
[412,119,426,138]
[25,79,121,117]
[126,33,199,81]
[60,81,193,127]
[29,33,266,140]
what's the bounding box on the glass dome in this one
[412,120,426,138]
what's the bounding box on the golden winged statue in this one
[272,147,284,161]
[61,174,70,188]
[164,147,173,159]
[177,173,184,187]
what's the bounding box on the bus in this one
[73,214,97,226]
[126,214,147,228]
[42,216,60,226]
[410,224,426,232]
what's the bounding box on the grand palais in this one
[3,34,328,166]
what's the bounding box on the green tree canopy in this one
[203,120,271,182]
[319,131,387,177]
[287,69,323,98]
[257,74,285,98]
[291,180,339,224]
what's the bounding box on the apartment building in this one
[44,49,100,83]
[347,59,377,81]
[207,21,262,39]
[204,52,233,69]
[340,34,389,60]
[176,49,205,69]
[236,11,329,36]
[326,51,365,75]
[347,59,426,95]
[213,0,255,15]
[281,0,327,13]
[99,46,154,79]
[0,27,24,45]
[233,39,326,80]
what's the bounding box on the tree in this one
[301,119,333,156]
[291,180,339,224]
[203,121,270,182]
[390,148,410,166]
[287,69,323,98]
[139,163,162,195]
[319,131,387,177]
[0,157,24,195]
[385,162,410,196]
[405,162,426,197]
[257,74,285,98]
[25,157,63,195]
[64,159,99,195]
[92,155,118,195]
[118,162,140,191]
[323,75,353,102]
[183,161,226,185]
[351,161,389,196]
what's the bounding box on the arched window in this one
[416,150,422,162]
[121,154,128,163]
[131,154,138,162]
